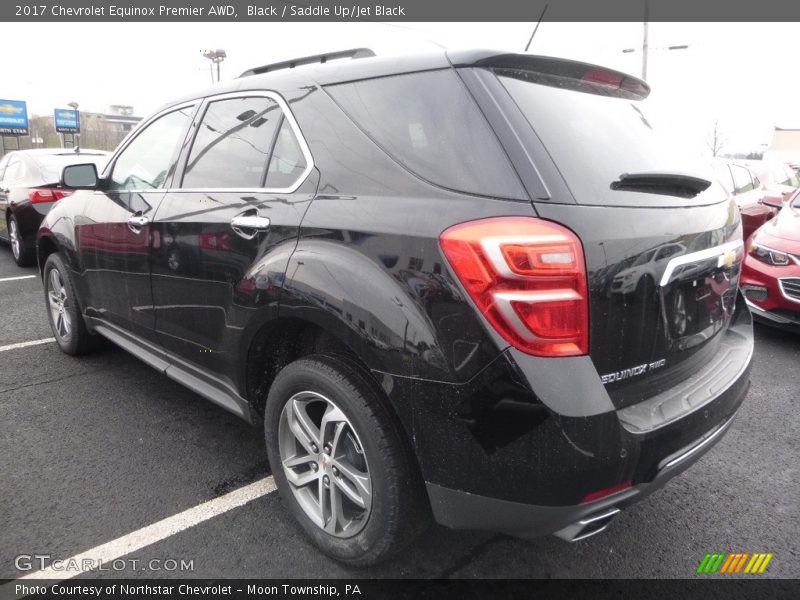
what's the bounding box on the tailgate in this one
[535,200,743,407]
[489,61,745,407]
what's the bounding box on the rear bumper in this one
[412,296,753,538]
[427,385,747,539]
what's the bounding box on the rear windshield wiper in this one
[610,172,712,199]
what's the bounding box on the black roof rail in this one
[239,48,376,78]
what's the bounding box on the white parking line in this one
[14,476,276,581]
[0,274,36,282]
[0,338,55,353]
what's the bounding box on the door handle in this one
[231,215,270,240]
[127,214,150,233]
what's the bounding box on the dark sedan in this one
[0,148,109,266]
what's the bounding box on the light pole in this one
[622,43,689,80]
[201,49,227,83]
[67,101,79,149]
[620,0,688,80]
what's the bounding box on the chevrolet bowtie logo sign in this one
[696,552,774,574]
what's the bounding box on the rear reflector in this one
[439,217,589,357]
[29,188,73,204]
[580,481,632,504]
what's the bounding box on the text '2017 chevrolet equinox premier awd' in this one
[39,49,753,566]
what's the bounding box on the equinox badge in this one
[601,358,666,384]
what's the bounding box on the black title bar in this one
[2,0,800,22]
[2,579,800,600]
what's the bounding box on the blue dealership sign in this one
[0,99,29,136]
[54,108,80,134]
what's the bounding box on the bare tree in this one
[707,120,726,157]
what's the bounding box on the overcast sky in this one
[4,22,796,155]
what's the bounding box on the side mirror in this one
[61,163,99,190]
[760,195,784,210]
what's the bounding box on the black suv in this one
[40,49,753,565]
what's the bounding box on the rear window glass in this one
[497,71,719,205]
[2,157,25,183]
[327,70,526,200]
[32,154,108,183]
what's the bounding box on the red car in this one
[741,190,800,330]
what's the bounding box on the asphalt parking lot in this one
[0,246,797,580]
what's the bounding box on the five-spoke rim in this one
[47,269,72,342]
[9,220,19,260]
[278,391,372,538]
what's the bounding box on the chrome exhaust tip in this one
[554,507,620,542]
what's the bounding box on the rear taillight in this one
[28,188,73,204]
[439,217,589,357]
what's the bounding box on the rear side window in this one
[265,118,307,189]
[183,97,282,189]
[327,70,526,200]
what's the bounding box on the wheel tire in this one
[264,354,428,566]
[43,253,101,355]
[8,215,34,267]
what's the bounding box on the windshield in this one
[32,153,108,183]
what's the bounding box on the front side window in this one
[656,244,683,261]
[182,96,284,189]
[109,106,195,191]
[632,248,657,266]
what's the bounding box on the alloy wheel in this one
[278,391,372,538]
[47,268,72,342]
[9,220,20,260]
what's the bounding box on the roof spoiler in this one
[239,48,376,78]
[459,53,651,100]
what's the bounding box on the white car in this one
[611,242,686,296]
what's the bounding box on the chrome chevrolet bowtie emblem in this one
[719,249,737,268]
